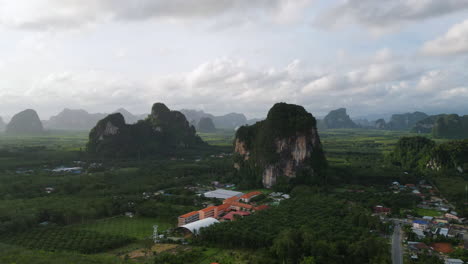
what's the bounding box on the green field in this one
[78,216,173,239]
[416,208,443,217]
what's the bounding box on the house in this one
[412,228,426,238]
[373,205,391,214]
[408,242,430,252]
[423,216,434,221]
[413,220,429,230]
[445,213,460,222]
[445,259,464,264]
[240,191,262,203]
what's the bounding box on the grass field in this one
[416,208,443,217]
[78,216,174,239]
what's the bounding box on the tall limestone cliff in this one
[323,108,357,129]
[0,116,5,131]
[6,109,44,135]
[233,103,326,188]
[87,103,204,157]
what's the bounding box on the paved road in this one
[392,224,403,264]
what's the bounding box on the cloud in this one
[0,0,313,31]
[2,53,468,119]
[421,19,468,56]
[315,0,468,33]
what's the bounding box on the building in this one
[373,205,391,214]
[413,220,429,230]
[180,217,220,235]
[178,211,200,226]
[178,192,268,226]
[203,189,244,199]
[222,211,250,221]
[445,259,464,264]
[240,191,262,203]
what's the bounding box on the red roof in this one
[241,191,262,199]
[222,211,250,220]
[254,205,269,211]
[223,196,240,204]
[200,205,218,212]
[229,201,253,209]
[431,243,454,254]
[217,203,231,211]
[373,206,391,213]
[179,211,199,218]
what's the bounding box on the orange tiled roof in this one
[200,205,218,212]
[241,191,262,199]
[230,201,253,209]
[223,196,241,204]
[431,243,454,254]
[179,211,199,218]
[217,203,231,211]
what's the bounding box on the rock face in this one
[197,117,216,133]
[6,109,43,135]
[0,117,5,131]
[233,103,326,188]
[386,112,428,130]
[323,108,357,129]
[87,103,204,157]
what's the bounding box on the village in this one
[372,180,467,264]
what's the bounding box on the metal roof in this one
[180,217,219,234]
[203,189,244,199]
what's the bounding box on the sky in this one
[1,0,468,120]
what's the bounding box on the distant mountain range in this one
[42,108,147,131]
[180,109,261,130]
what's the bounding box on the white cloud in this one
[0,0,313,31]
[1,52,468,119]
[315,0,468,33]
[422,19,468,56]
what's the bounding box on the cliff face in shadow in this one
[87,103,204,157]
[233,103,326,188]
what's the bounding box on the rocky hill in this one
[233,103,326,188]
[45,108,145,131]
[45,109,107,131]
[113,108,146,124]
[180,109,257,130]
[432,114,468,139]
[389,136,467,173]
[0,117,5,131]
[386,112,428,130]
[6,109,44,135]
[411,115,443,134]
[197,117,216,133]
[323,108,357,129]
[87,103,204,157]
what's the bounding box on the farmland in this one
[0,128,466,263]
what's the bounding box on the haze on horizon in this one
[1,0,468,120]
